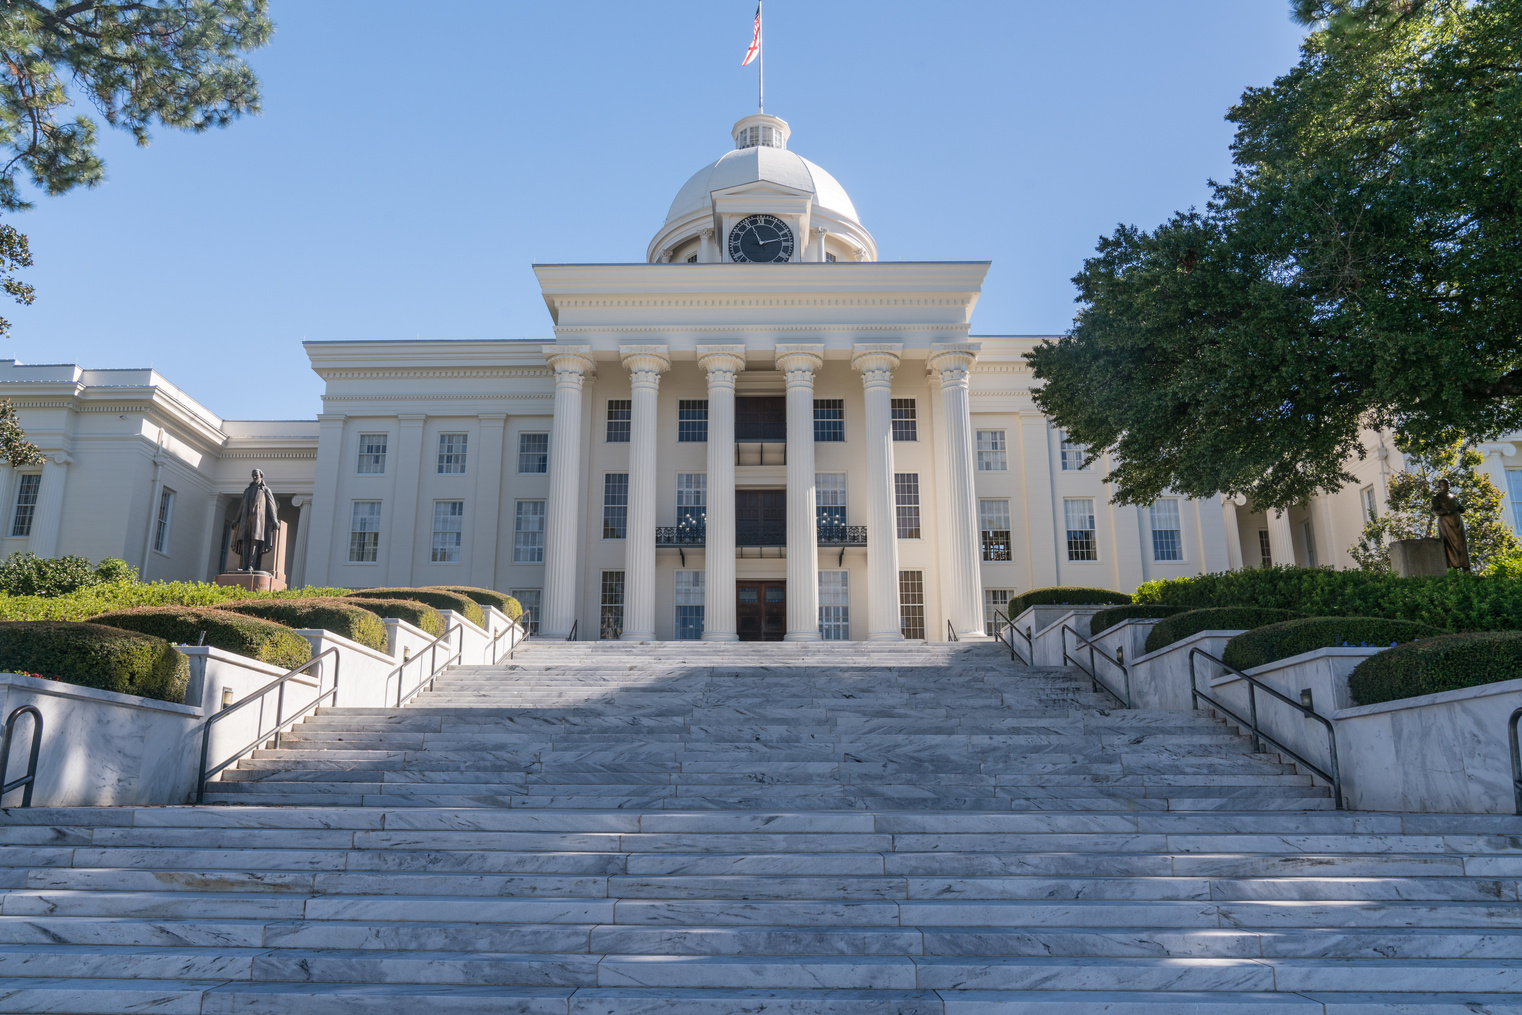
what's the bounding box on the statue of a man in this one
[232,469,281,573]
[1431,477,1471,573]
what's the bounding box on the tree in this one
[1028,0,1522,510]
[1350,439,1521,573]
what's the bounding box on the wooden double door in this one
[737,581,786,641]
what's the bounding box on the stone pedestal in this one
[1390,537,1447,577]
[215,571,286,592]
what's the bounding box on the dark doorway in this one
[738,581,787,641]
[736,489,787,547]
[736,396,786,442]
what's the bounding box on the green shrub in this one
[0,553,139,598]
[1348,632,1522,705]
[1134,565,1522,632]
[0,620,187,702]
[1008,587,1132,615]
[1222,616,1448,671]
[1143,607,1305,655]
[1090,604,1191,636]
[218,598,387,652]
[430,586,522,621]
[0,579,356,622]
[89,607,312,670]
[348,588,485,628]
[345,597,445,638]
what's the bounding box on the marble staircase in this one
[1,639,1519,1012]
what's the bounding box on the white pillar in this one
[472,413,507,590]
[303,413,346,588]
[28,453,71,558]
[813,226,828,262]
[928,343,985,640]
[698,345,745,641]
[777,345,823,640]
[852,343,904,641]
[386,414,426,586]
[541,346,594,639]
[620,345,670,641]
[1221,496,1244,570]
[699,227,716,263]
[1268,508,1295,567]
[290,495,313,588]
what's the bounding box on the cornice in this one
[553,323,972,336]
[321,392,555,403]
[314,367,552,380]
[549,296,972,311]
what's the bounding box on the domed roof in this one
[665,144,861,226]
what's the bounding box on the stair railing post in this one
[1247,679,1262,754]
[1510,708,1522,816]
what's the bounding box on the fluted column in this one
[698,345,745,641]
[777,345,824,640]
[1268,509,1296,568]
[929,343,985,640]
[29,453,71,558]
[620,345,670,641]
[852,343,904,641]
[541,346,594,639]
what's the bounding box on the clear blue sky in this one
[4,1,1309,421]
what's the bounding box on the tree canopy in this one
[1028,0,1522,510]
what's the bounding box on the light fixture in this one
[1299,688,1314,710]
[221,687,234,710]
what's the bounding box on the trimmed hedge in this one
[348,588,485,628]
[345,597,445,638]
[1143,607,1305,655]
[1090,604,1192,637]
[0,580,355,623]
[1348,632,1522,706]
[89,607,312,670]
[1222,617,1449,672]
[1009,587,1132,615]
[218,598,388,652]
[430,586,522,621]
[0,620,188,702]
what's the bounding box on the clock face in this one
[728,214,795,263]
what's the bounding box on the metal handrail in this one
[567,619,577,642]
[1509,708,1522,816]
[1188,646,1344,810]
[1061,624,1130,709]
[947,620,958,642]
[0,705,42,807]
[196,647,341,804]
[989,609,1031,664]
[396,624,464,708]
[490,617,528,664]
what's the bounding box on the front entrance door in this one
[737,581,786,641]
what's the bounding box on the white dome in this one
[665,145,861,227]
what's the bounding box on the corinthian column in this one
[620,345,670,641]
[928,343,985,640]
[777,344,824,640]
[541,345,594,639]
[852,343,904,641]
[698,345,745,641]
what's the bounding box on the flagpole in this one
[758,0,764,113]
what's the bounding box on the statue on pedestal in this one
[232,469,281,573]
[1431,478,1471,573]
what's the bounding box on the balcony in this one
[655,525,867,549]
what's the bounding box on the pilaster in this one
[386,415,427,587]
[472,413,508,590]
[28,452,71,559]
[304,413,347,588]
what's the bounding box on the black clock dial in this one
[728,214,795,263]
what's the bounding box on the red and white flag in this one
[741,5,761,66]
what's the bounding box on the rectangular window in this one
[816,473,847,530]
[984,588,1013,638]
[600,570,625,640]
[357,433,388,474]
[894,473,921,538]
[1303,521,1319,568]
[518,432,548,474]
[1150,499,1184,562]
[675,569,704,640]
[979,499,1012,562]
[813,399,845,442]
[677,400,709,442]
[890,399,917,441]
[1510,470,1522,532]
[513,500,546,563]
[676,473,706,529]
[1360,485,1377,523]
[976,430,1008,471]
[825,252,837,263]
[899,570,926,640]
[431,501,464,563]
[437,433,468,474]
[10,474,39,538]
[602,473,629,538]
[606,399,631,442]
[1060,431,1090,472]
[348,501,382,563]
[1064,498,1098,561]
[1259,529,1272,567]
[819,570,850,640]
[509,588,541,635]
[153,488,176,554]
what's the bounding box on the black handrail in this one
[567,619,577,642]
[490,616,528,664]
[947,620,958,642]
[0,705,42,807]
[196,647,341,804]
[1188,646,1344,810]
[397,625,464,708]
[989,608,1031,664]
[1061,624,1130,708]
[1509,707,1522,816]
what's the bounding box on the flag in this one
[741,5,761,66]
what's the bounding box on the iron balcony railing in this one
[655,525,867,548]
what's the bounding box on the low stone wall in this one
[1127,630,1245,711]
[1014,606,1111,667]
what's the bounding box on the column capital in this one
[697,344,747,383]
[543,345,595,389]
[774,345,824,388]
[477,412,508,423]
[397,414,428,426]
[851,343,902,386]
[619,344,671,383]
[927,342,981,385]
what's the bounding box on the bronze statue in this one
[232,469,281,573]
[1431,477,1471,573]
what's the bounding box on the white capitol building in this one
[3,112,1520,640]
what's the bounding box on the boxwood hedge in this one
[0,620,188,702]
[1222,617,1448,672]
[1008,587,1132,615]
[430,586,522,621]
[89,607,312,670]
[344,597,445,638]
[1348,632,1522,705]
[349,589,485,629]
[217,598,388,652]
[1143,607,1304,655]
[1089,604,1191,637]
